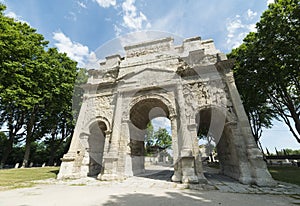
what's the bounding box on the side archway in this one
[85,118,109,177]
[195,106,241,180]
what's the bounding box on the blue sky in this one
[1,0,299,153]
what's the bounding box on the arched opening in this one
[88,121,107,177]
[196,107,240,181]
[145,117,173,167]
[129,98,174,179]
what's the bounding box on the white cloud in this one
[6,11,18,19]
[65,12,77,21]
[225,12,258,50]
[53,31,90,67]
[93,0,116,8]
[267,0,275,5]
[152,117,171,132]
[113,24,122,36]
[5,11,29,25]
[77,1,87,9]
[85,51,102,70]
[226,18,244,48]
[247,23,257,32]
[247,9,257,20]
[121,0,151,31]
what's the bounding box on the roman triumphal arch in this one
[57,36,275,186]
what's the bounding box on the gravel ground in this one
[0,165,299,206]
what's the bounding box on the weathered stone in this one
[57,36,275,186]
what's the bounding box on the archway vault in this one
[130,97,171,130]
[85,116,111,132]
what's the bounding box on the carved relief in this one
[94,95,113,120]
[183,80,233,118]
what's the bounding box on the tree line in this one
[0,4,86,168]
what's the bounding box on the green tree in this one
[0,4,48,167]
[228,0,300,143]
[30,48,77,166]
[154,128,172,149]
[228,33,275,142]
[144,123,172,155]
[145,121,155,154]
[0,4,78,167]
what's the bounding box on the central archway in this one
[128,97,174,177]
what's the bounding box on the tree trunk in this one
[291,114,300,143]
[0,134,14,168]
[21,139,31,168]
[47,147,55,166]
[47,133,56,166]
[0,112,23,168]
[21,106,37,168]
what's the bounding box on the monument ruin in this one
[57,36,275,186]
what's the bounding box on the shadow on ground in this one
[49,169,59,175]
[136,169,174,181]
[102,191,213,206]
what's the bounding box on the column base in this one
[172,156,203,184]
[171,170,182,182]
[181,157,199,184]
[98,157,120,181]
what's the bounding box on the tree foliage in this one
[0,4,80,167]
[228,0,300,143]
[154,128,172,149]
[145,122,172,155]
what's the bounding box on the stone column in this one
[98,92,123,180]
[170,115,179,162]
[103,131,112,154]
[188,123,207,183]
[174,85,198,183]
[224,70,276,186]
[170,115,181,182]
[176,85,193,156]
[108,92,123,156]
[120,119,133,177]
[61,97,89,161]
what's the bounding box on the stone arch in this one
[84,118,109,177]
[194,105,236,129]
[85,116,111,133]
[129,93,176,120]
[127,96,174,175]
[195,106,241,181]
[196,104,234,117]
[58,36,275,186]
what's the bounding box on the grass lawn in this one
[0,165,299,191]
[0,167,59,190]
[207,163,300,186]
[268,165,300,186]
